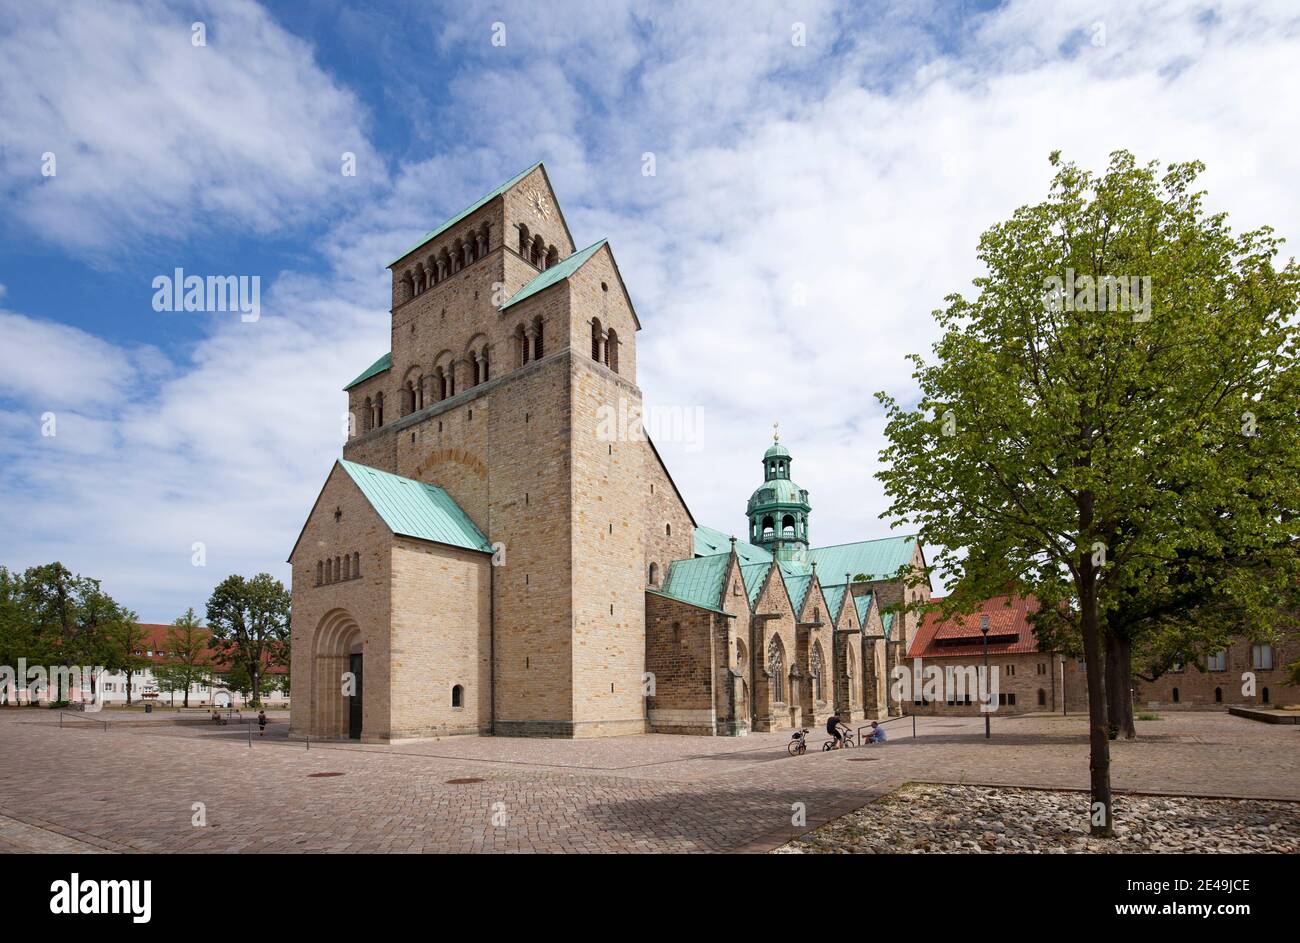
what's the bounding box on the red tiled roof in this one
[132,623,287,675]
[907,594,1043,659]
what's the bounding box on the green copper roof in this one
[854,591,874,629]
[739,562,770,608]
[777,560,814,615]
[808,535,917,583]
[339,460,492,553]
[764,442,791,460]
[389,161,542,267]
[344,352,391,391]
[500,239,607,310]
[822,583,846,622]
[694,525,772,565]
[747,478,808,509]
[658,554,731,612]
[881,611,895,640]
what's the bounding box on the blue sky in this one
[2,0,1299,621]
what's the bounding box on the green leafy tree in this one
[205,573,290,708]
[876,150,1300,835]
[15,562,135,702]
[158,608,213,708]
[104,619,151,706]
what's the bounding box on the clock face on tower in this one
[525,186,550,220]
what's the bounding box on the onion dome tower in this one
[745,424,811,562]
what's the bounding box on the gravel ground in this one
[777,784,1300,853]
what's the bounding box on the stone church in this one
[288,163,930,741]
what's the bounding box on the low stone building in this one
[905,594,1074,715]
[906,594,1299,716]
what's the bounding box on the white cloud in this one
[0,0,382,257]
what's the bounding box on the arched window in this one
[737,639,748,671]
[401,272,414,300]
[316,561,323,586]
[665,523,671,537]
[546,245,559,268]
[606,328,619,373]
[591,318,603,361]
[353,551,360,577]
[648,562,659,586]
[1037,688,1046,706]
[1172,687,1180,703]
[402,381,415,416]
[761,515,775,540]
[451,685,463,708]
[518,224,530,256]
[531,234,544,266]
[782,514,795,538]
[811,644,825,702]
[767,637,786,704]
[374,392,384,426]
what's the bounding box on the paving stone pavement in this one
[0,710,1295,853]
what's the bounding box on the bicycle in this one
[822,726,856,751]
[787,728,810,756]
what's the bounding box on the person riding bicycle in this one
[825,712,848,748]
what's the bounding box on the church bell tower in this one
[746,425,811,562]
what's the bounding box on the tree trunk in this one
[125,669,132,706]
[1079,558,1114,837]
[1105,633,1136,740]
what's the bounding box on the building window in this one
[1006,664,1015,677]
[451,685,463,708]
[1206,650,1227,672]
[810,645,824,702]
[648,562,659,587]
[767,637,785,704]
[1037,689,1046,706]
[1252,644,1273,670]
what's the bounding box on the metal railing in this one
[857,712,915,744]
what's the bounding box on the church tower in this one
[746,427,811,562]
[289,161,697,743]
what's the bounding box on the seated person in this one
[868,721,887,743]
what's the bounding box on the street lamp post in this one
[980,614,991,739]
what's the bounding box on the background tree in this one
[205,573,290,708]
[14,562,134,701]
[104,619,150,706]
[158,608,212,708]
[876,150,1300,836]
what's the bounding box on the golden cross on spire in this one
[773,421,780,443]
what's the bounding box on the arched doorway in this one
[311,609,364,740]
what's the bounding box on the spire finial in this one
[772,420,780,443]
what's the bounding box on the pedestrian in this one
[257,709,268,736]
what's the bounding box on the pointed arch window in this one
[767,637,786,704]
[811,644,825,702]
